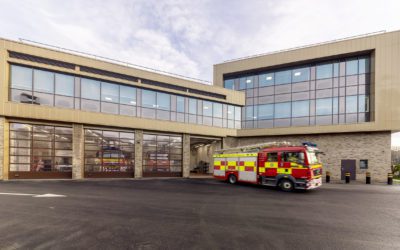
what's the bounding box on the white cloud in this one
[0,0,400,82]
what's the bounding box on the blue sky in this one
[1,0,400,145]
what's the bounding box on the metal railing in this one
[18,38,212,85]
[221,30,386,64]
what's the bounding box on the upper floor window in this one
[224,79,235,90]
[11,65,32,90]
[292,100,309,117]
[157,92,170,110]
[346,59,358,75]
[34,69,54,93]
[292,67,310,83]
[189,98,197,114]
[258,104,273,120]
[275,70,291,85]
[142,90,156,108]
[259,73,274,87]
[81,79,100,100]
[203,101,213,116]
[120,85,136,105]
[55,74,74,97]
[213,103,223,118]
[359,57,370,74]
[9,65,241,129]
[274,102,291,118]
[316,64,333,79]
[101,82,119,103]
[176,96,185,113]
[316,98,332,115]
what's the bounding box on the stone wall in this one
[134,130,143,178]
[182,134,190,178]
[72,124,84,179]
[0,117,4,180]
[234,132,391,183]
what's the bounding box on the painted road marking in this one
[33,194,66,198]
[0,192,66,198]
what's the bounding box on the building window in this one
[274,102,291,118]
[316,63,333,79]
[142,133,182,175]
[81,78,100,100]
[292,67,310,83]
[176,96,185,113]
[189,98,197,114]
[316,98,332,116]
[346,95,358,113]
[275,70,291,85]
[119,85,136,105]
[359,57,370,74]
[360,159,368,169]
[259,73,274,87]
[84,129,135,173]
[34,69,54,94]
[292,100,309,117]
[224,79,235,90]
[101,82,119,103]
[142,90,156,108]
[9,65,241,128]
[358,95,369,112]
[346,59,358,75]
[213,103,223,118]
[9,123,72,172]
[55,74,74,97]
[157,92,170,110]
[258,104,274,120]
[11,65,32,90]
[203,101,213,116]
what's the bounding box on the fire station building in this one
[0,30,398,182]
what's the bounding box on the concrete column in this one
[134,130,143,178]
[72,124,84,180]
[182,134,190,178]
[0,117,5,180]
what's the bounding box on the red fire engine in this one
[213,142,323,191]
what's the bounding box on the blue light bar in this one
[302,142,317,147]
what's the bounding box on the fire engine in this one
[213,142,323,191]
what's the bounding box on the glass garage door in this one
[84,129,135,178]
[142,133,182,177]
[9,123,73,179]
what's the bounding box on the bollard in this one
[326,171,330,183]
[366,172,371,184]
[388,173,393,185]
[345,172,350,184]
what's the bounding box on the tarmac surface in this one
[0,178,399,250]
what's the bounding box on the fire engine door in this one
[278,152,292,175]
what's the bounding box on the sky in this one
[1,0,400,144]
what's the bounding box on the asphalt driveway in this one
[0,178,399,249]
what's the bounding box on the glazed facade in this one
[224,55,371,129]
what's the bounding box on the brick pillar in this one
[182,134,190,178]
[134,130,143,178]
[72,124,84,179]
[0,117,4,180]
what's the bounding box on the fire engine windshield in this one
[307,151,320,164]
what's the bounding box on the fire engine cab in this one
[213,142,323,191]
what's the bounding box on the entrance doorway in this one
[341,159,356,180]
[190,136,221,176]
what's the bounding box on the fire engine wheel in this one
[279,179,294,192]
[228,174,237,184]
